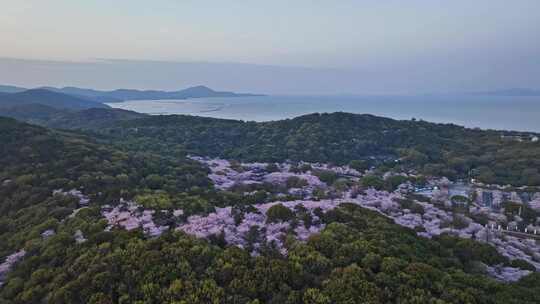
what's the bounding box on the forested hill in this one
[0,116,211,258]
[0,105,146,129]
[1,109,539,186]
[107,112,480,161]
[1,117,540,303]
[106,112,540,186]
[0,85,262,103]
[0,89,109,110]
[40,107,147,129]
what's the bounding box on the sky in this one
[1,0,539,94]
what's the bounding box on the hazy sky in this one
[1,0,539,94]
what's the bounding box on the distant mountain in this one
[44,85,262,102]
[174,85,256,99]
[473,88,540,96]
[0,84,261,102]
[40,86,124,103]
[0,89,110,110]
[0,85,26,94]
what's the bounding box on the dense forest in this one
[0,105,146,129]
[80,112,540,187]
[4,108,540,187]
[0,117,211,259]
[1,116,540,303]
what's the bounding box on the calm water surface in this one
[107,95,540,132]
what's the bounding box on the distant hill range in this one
[0,85,260,128]
[0,89,110,110]
[0,85,26,94]
[472,88,540,96]
[0,85,262,103]
[0,104,146,129]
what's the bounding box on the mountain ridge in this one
[0,89,110,110]
[0,85,26,94]
[0,104,146,129]
[0,84,263,102]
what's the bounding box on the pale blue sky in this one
[1,1,539,93]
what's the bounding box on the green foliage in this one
[348,160,369,172]
[286,176,308,189]
[394,198,425,215]
[361,175,385,190]
[266,204,295,223]
[323,264,382,303]
[451,195,469,203]
[2,115,540,303]
[452,215,469,229]
[265,163,280,173]
[399,148,429,165]
[384,175,409,191]
[1,199,539,303]
[501,201,539,225]
[299,164,313,173]
[94,112,540,187]
[135,192,173,209]
[0,118,212,259]
[312,170,338,185]
[510,259,536,272]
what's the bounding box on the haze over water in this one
[108,94,540,132]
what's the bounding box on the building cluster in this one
[412,179,540,234]
[474,188,540,210]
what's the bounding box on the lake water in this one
[107,95,540,132]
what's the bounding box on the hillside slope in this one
[0,89,109,110]
[0,85,26,94]
[0,117,539,303]
[0,117,210,256]
[0,105,146,130]
[107,112,540,186]
[3,110,539,186]
[41,85,262,102]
